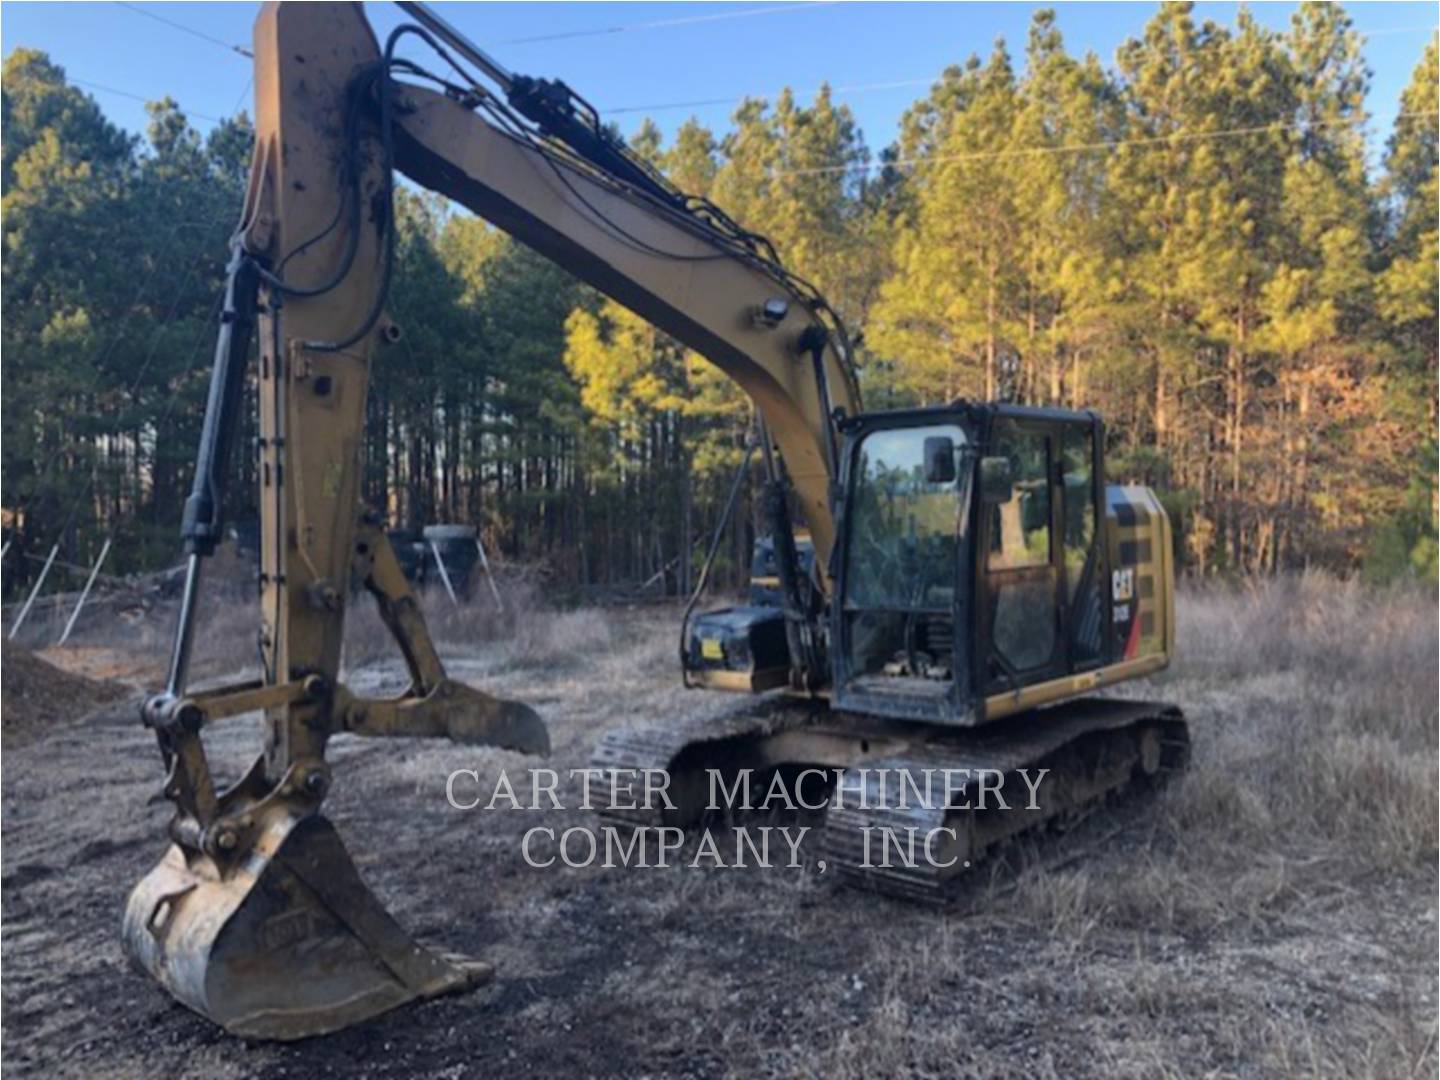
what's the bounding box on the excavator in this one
[124,0,1188,1043]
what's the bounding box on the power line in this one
[605,76,934,117]
[770,109,1440,177]
[70,14,1440,132]
[229,76,254,119]
[600,25,1437,118]
[70,77,226,124]
[499,2,837,45]
[113,2,252,59]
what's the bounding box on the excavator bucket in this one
[123,814,487,1040]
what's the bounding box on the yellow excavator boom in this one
[124,0,858,1040]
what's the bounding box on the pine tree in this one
[1370,37,1439,580]
[713,87,871,321]
[869,42,1024,404]
[1,12,1434,588]
[1378,38,1438,337]
[1011,11,1123,407]
[1,52,247,576]
[1256,4,1377,567]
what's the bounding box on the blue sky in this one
[2,1,1434,166]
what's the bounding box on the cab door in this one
[1059,419,1107,670]
[980,417,1062,690]
[978,414,1110,696]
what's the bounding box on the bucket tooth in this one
[122,815,487,1040]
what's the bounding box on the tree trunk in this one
[985,276,997,401]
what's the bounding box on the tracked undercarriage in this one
[592,699,1189,903]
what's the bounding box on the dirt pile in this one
[1,641,127,745]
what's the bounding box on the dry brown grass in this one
[327,575,1440,1077]
[339,580,647,675]
[4,574,1434,1079]
[1156,574,1431,893]
[778,573,1438,1079]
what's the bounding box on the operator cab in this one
[832,404,1110,726]
[683,403,1119,728]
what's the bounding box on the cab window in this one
[986,421,1050,571]
[984,420,1056,676]
[845,424,966,611]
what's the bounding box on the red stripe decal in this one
[1123,602,1142,659]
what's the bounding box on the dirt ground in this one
[2,577,1436,1078]
[1,642,127,746]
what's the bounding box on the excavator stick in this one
[123,3,547,1040]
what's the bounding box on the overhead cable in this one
[768,109,1440,178]
[605,76,935,116]
[70,77,227,124]
[113,2,253,58]
[499,2,837,46]
[600,25,1437,117]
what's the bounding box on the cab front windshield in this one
[844,424,967,611]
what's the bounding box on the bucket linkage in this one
[124,240,547,1040]
[124,602,547,1039]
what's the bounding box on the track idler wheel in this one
[122,814,486,1040]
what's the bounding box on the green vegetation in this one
[2,4,1435,593]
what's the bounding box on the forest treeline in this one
[2,3,1436,599]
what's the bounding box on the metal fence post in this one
[58,537,112,646]
[428,539,460,609]
[474,537,504,613]
[8,542,60,641]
